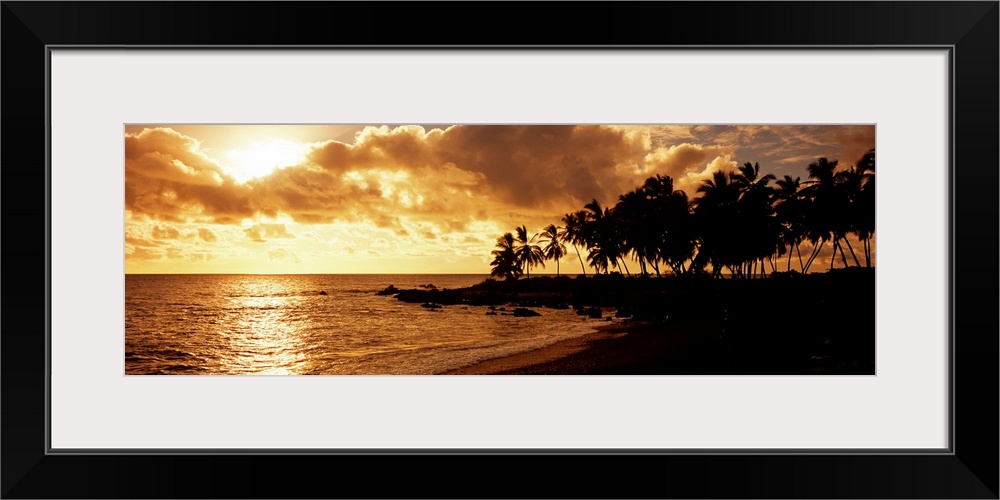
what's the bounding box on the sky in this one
[124,124,875,274]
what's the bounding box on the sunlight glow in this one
[222,139,312,183]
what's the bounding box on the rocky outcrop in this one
[512,307,541,317]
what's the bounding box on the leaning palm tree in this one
[580,200,608,273]
[490,232,522,281]
[514,225,546,278]
[540,224,567,276]
[854,148,876,267]
[560,211,589,276]
[774,175,806,272]
[834,165,864,268]
[801,157,841,272]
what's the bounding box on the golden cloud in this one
[125,125,874,238]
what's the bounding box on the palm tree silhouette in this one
[774,175,806,271]
[854,148,876,267]
[540,224,566,276]
[514,225,546,278]
[643,175,697,276]
[583,199,629,275]
[801,157,841,272]
[832,149,876,268]
[490,232,522,281]
[732,162,778,278]
[560,211,589,276]
[489,154,873,279]
[614,189,654,276]
[833,165,864,268]
[695,171,742,277]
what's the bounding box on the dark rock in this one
[395,289,462,305]
[421,302,443,309]
[512,307,541,317]
[376,285,399,296]
[319,291,328,296]
[485,311,498,316]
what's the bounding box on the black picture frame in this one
[3,2,996,498]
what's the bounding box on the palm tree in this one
[560,211,589,276]
[490,232,522,281]
[732,162,778,278]
[855,148,876,267]
[614,189,655,276]
[836,148,876,268]
[694,171,742,278]
[641,174,697,276]
[801,157,842,272]
[540,224,566,276]
[514,225,545,278]
[581,200,609,273]
[834,165,864,268]
[774,175,806,272]
[582,200,629,275]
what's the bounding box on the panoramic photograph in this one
[125,124,876,375]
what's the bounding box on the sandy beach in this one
[443,310,875,375]
[443,319,718,375]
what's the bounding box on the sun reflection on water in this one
[219,278,310,375]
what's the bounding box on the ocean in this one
[125,274,601,375]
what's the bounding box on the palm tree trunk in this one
[787,246,793,272]
[863,238,869,267]
[804,240,825,273]
[836,239,849,268]
[795,243,804,272]
[556,258,560,276]
[572,245,586,276]
[843,237,861,267]
[620,258,631,276]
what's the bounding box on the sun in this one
[221,138,312,183]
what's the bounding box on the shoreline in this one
[410,270,876,375]
[442,316,875,375]
[442,319,713,375]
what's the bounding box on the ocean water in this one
[125,274,601,375]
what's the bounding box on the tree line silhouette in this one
[490,149,875,280]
